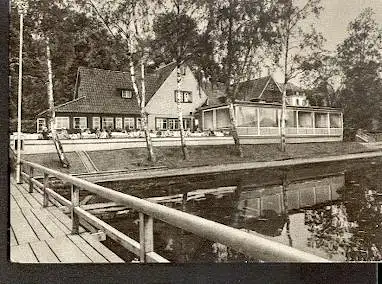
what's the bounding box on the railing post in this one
[139,213,154,263]
[43,173,49,207]
[71,185,80,234]
[28,166,34,193]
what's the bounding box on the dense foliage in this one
[337,8,382,130]
[10,1,382,132]
[9,1,129,121]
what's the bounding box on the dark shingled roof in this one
[203,76,304,107]
[43,62,177,115]
[235,76,274,101]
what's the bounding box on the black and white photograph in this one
[6,0,382,272]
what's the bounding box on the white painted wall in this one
[146,66,207,130]
[11,134,343,154]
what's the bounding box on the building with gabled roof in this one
[203,75,309,108]
[37,62,208,132]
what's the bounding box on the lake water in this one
[99,158,382,262]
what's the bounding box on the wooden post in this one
[201,110,204,131]
[43,173,49,207]
[139,213,154,263]
[312,112,315,135]
[28,166,34,193]
[212,109,217,130]
[327,113,330,135]
[296,111,299,135]
[257,108,261,135]
[71,185,80,234]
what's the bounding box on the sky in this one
[316,0,382,51]
[271,0,382,82]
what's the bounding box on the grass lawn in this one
[22,142,374,174]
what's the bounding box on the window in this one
[92,117,101,129]
[168,119,179,130]
[55,117,69,129]
[73,117,87,129]
[183,118,191,130]
[121,89,133,99]
[156,118,167,130]
[102,117,114,129]
[37,118,46,132]
[174,91,192,103]
[124,117,135,130]
[180,65,186,76]
[115,117,123,129]
[136,118,142,130]
[155,118,191,130]
[267,82,275,91]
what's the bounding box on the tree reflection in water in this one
[305,170,382,261]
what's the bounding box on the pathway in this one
[76,150,99,173]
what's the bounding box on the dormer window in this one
[180,65,186,76]
[121,89,132,99]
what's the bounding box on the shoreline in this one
[81,150,382,183]
[22,142,382,179]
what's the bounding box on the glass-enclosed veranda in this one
[200,102,343,137]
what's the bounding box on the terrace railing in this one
[237,126,343,137]
[14,158,329,263]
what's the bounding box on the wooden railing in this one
[237,126,343,137]
[15,158,329,263]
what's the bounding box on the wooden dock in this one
[10,176,124,263]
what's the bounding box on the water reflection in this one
[105,161,382,262]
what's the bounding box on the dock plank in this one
[81,233,124,263]
[10,195,19,212]
[12,191,32,209]
[11,209,39,244]
[68,234,108,263]
[11,243,38,263]
[46,237,92,263]
[31,192,44,206]
[43,207,76,234]
[47,207,86,233]
[30,208,67,237]
[17,184,42,208]
[21,208,53,241]
[30,240,60,263]
[23,194,42,209]
[10,226,18,247]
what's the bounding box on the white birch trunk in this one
[128,46,155,162]
[46,36,70,168]
[280,87,287,152]
[227,97,243,157]
[280,27,290,153]
[140,62,155,162]
[177,63,189,160]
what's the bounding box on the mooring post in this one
[71,184,80,234]
[139,213,153,263]
[43,173,49,207]
[28,166,34,193]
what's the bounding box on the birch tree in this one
[45,36,70,167]
[151,7,200,160]
[87,0,156,162]
[273,0,324,152]
[206,0,278,157]
[19,0,72,167]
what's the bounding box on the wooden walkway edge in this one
[10,176,124,263]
